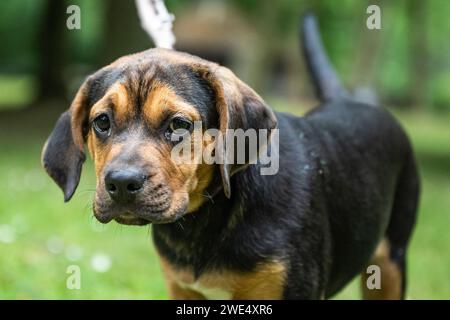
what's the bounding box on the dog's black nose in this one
[105,169,145,203]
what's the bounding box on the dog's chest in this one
[178,280,233,300]
[160,257,286,299]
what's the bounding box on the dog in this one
[41,15,419,299]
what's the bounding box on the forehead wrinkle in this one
[110,83,133,123]
[90,82,128,117]
[142,83,201,127]
[157,64,217,128]
[122,64,159,116]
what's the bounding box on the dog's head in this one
[42,49,277,225]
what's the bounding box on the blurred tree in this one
[229,0,300,93]
[408,0,429,109]
[37,0,67,102]
[0,0,448,112]
[350,0,384,89]
[101,0,153,65]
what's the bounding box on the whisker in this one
[202,190,214,202]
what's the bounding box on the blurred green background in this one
[0,0,449,299]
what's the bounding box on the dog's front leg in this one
[164,277,206,300]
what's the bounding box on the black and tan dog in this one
[42,15,419,299]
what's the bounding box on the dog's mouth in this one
[93,189,189,226]
[114,213,151,226]
[94,203,188,226]
[112,211,186,226]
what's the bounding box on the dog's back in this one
[295,14,420,298]
[151,15,420,299]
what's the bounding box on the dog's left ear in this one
[41,82,90,202]
[199,65,278,198]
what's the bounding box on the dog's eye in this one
[93,114,110,134]
[165,117,193,140]
[170,117,193,132]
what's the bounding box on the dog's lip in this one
[95,212,116,224]
[115,214,151,226]
[115,207,187,225]
[114,211,177,225]
[94,202,188,225]
[114,212,181,225]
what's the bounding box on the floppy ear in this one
[200,66,278,198]
[41,83,89,202]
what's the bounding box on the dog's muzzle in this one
[105,168,146,204]
[92,166,181,226]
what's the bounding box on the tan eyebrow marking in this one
[89,83,131,126]
[142,82,201,127]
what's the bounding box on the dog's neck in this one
[151,165,262,275]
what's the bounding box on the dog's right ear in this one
[42,67,124,201]
[41,83,90,202]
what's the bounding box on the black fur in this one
[153,15,420,299]
[153,100,420,298]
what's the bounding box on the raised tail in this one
[301,13,349,102]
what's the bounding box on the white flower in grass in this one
[46,236,64,254]
[65,244,84,261]
[91,252,112,273]
[11,214,29,234]
[0,224,16,243]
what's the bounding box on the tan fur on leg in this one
[361,239,403,300]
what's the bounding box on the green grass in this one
[0,76,36,109]
[0,104,449,299]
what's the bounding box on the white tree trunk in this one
[135,0,176,49]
